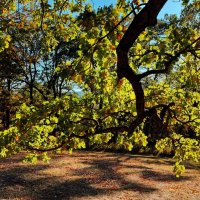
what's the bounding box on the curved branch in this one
[24,80,48,100]
[137,37,200,80]
[93,10,134,48]
[170,110,199,125]
[72,117,99,127]
[27,141,66,152]
[116,0,167,116]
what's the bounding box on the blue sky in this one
[89,0,183,18]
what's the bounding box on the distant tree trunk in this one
[1,79,11,129]
[29,82,34,104]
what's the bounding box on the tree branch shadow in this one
[0,154,157,200]
[141,170,192,182]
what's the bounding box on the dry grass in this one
[0,150,200,200]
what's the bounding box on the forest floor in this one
[0,150,200,200]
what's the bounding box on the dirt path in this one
[0,151,200,200]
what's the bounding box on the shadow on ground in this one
[0,152,194,200]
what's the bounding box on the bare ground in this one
[0,151,200,200]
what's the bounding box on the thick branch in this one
[26,125,128,152]
[116,0,167,116]
[117,0,167,56]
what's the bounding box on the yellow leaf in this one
[88,38,95,45]
[43,23,48,29]
[138,33,145,41]
[136,43,142,51]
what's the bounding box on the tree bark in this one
[116,0,167,133]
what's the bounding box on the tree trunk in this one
[116,0,168,135]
